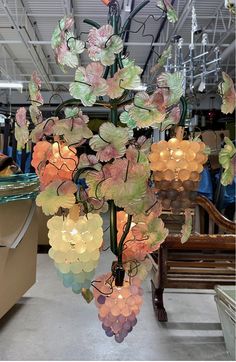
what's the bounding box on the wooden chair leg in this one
[151,280,168,322]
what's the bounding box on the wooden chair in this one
[150,195,236,322]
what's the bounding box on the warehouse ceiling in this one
[0,0,235,105]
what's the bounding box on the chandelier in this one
[164,3,221,93]
[13,0,235,343]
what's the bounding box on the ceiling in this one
[0,0,235,107]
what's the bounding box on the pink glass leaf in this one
[16,107,27,127]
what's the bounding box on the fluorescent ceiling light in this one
[124,0,132,12]
[0,82,23,90]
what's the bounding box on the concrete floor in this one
[0,223,231,361]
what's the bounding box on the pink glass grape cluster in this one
[93,273,143,343]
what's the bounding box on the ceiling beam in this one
[0,0,53,90]
[0,40,232,47]
[0,38,26,82]
[0,13,233,20]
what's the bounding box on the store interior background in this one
[0,0,235,361]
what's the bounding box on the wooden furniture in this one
[150,195,236,322]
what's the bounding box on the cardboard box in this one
[0,199,38,319]
[37,207,50,245]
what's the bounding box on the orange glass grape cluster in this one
[31,141,78,187]
[149,138,208,211]
[93,274,143,343]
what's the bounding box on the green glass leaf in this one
[62,52,78,68]
[165,72,184,105]
[152,46,172,73]
[64,107,79,118]
[14,124,29,149]
[89,122,130,161]
[69,82,96,107]
[219,72,236,114]
[120,110,137,129]
[157,0,178,23]
[181,209,192,244]
[122,92,166,129]
[219,137,236,186]
[67,36,85,55]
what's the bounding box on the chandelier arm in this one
[54,99,112,115]
[178,96,188,127]
[109,200,118,256]
[108,8,120,257]
[121,0,150,39]
[83,19,101,30]
[117,214,133,264]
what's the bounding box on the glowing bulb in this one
[70,228,78,236]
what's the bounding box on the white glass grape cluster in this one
[93,273,143,343]
[47,213,103,293]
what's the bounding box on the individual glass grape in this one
[167,189,178,201]
[160,149,170,161]
[189,191,197,201]
[179,140,190,151]
[154,161,166,171]
[176,159,189,170]
[159,180,171,190]
[197,164,204,173]
[185,150,196,162]
[153,171,163,181]
[158,190,167,200]
[190,142,201,153]
[162,198,171,209]
[156,140,168,151]
[179,190,190,199]
[182,180,194,191]
[195,152,206,163]
[189,161,198,172]
[148,152,160,163]
[166,159,177,170]
[181,199,192,209]
[171,199,182,210]
[164,169,175,181]
[171,180,183,190]
[172,149,184,160]
[192,182,199,191]
[168,137,179,149]
[190,171,200,182]
[178,169,191,182]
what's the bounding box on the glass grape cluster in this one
[149,138,208,211]
[32,141,78,187]
[93,273,143,343]
[47,213,103,293]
